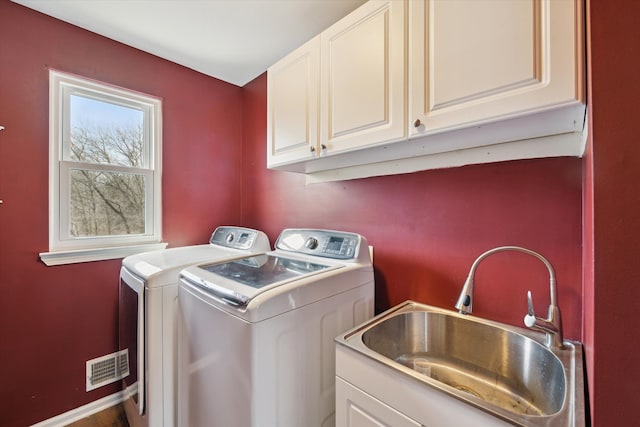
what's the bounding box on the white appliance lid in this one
[181,254,342,307]
[124,244,235,279]
[122,226,271,286]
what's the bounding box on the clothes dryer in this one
[177,228,374,427]
[119,226,270,427]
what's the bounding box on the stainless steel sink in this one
[336,301,585,426]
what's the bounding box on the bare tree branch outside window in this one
[69,123,146,237]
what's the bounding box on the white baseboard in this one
[30,391,124,427]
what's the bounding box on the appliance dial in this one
[305,237,319,250]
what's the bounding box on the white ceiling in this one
[12,0,366,87]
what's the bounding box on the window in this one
[41,70,165,266]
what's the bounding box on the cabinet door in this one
[409,0,584,138]
[336,378,422,427]
[320,0,406,155]
[267,36,320,167]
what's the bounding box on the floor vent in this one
[86,349,130,391]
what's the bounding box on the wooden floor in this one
[66,404,129,427]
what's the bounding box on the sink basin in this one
[362,309,565,416]
[336,301,585,426]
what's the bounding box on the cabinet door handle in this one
[321,144,327,150]
[310,146,316,153]
[413,119,422,128]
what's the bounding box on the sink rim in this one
[360,307,567,417]
[336,300,585,426]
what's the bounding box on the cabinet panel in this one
[432,0,537,108]
[267,37,320,167]
[330,12,386,136]
[336,378,422,427]
[320,0,406,154]
[410,0,584,138]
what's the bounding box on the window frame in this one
[40,70,166,266]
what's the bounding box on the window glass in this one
[67,94,145,167]
[69,169,146,237]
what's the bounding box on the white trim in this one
[40,242,168,266]
[30,391,124,427]
[305,130,587,183]
[48,69,163,253]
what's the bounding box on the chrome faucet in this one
[454,246,564,349]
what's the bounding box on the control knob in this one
[305,237,319,250]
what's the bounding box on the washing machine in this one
[118,226,270,427]
[177,228,374,427]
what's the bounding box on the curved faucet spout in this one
[454,246,564,349]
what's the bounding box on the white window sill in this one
[39,242,168,266]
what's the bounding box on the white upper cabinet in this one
[267,0,585,181]
[267,37,320,167]
[320,0,406,154]
[409,0,585,141]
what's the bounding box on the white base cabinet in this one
[335,345,512,427]
[336,378,422,427]
[267,0,585,181]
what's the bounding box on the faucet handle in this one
[526,290,535,315]
[524,290,537,327]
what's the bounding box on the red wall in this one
[10,0,639,426]
[242,76,584,338]
[583,0,640,424]
[0,2,243,426]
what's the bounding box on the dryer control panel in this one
[275,229,363,260]
[210,226,270,251]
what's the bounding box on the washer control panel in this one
[210,226,269,251]
[276,229,362,260]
